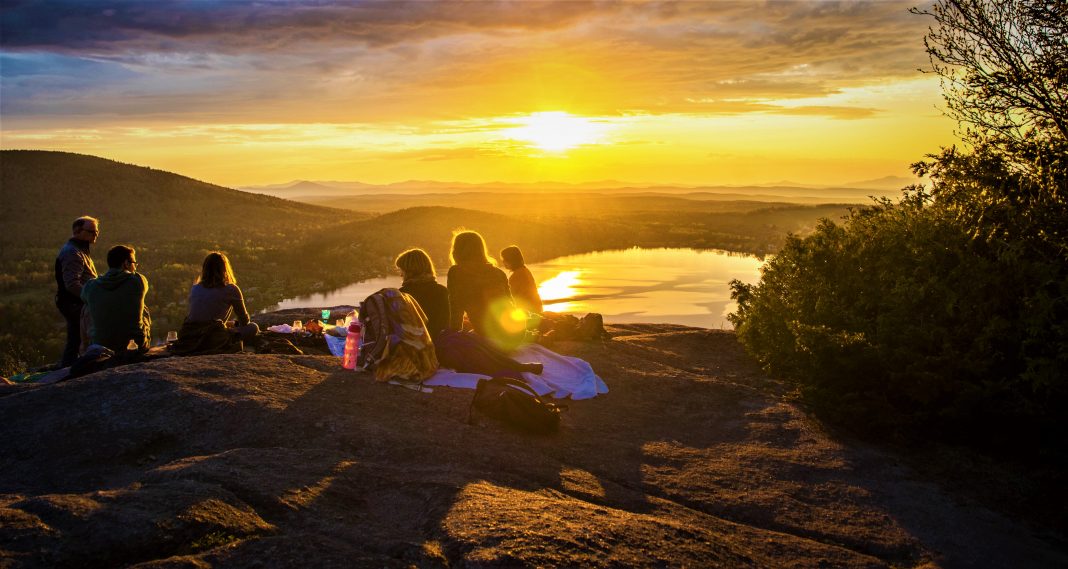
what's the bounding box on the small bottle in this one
[341,321,362,370]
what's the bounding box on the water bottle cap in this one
[348,322,361,333]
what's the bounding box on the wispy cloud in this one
[0,1,953,186]
[1,1,926,125]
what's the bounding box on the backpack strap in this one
[491,376,569,411]
[488,375,542,399]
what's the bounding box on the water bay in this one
[268,248,764,329]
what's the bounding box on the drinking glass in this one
[166,330,178,343]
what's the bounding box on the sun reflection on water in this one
[538,270,582,312]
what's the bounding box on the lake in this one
[267,247,765,329]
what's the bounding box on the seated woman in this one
[446,231,526,350]
[185,252,259,341]
[395,248,450,339]
[398,247,541,376]
[500,245,543,315]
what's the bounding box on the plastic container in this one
[341,321,362,370]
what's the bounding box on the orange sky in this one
[0,1,956,187]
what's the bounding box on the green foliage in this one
[732,0,1068,455]
[731,191,1063,443]
[732,187,1067,452]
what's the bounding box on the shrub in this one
[730,189,1068,451]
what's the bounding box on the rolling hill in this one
[0,150,351,249]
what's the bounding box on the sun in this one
[507,112,604,152]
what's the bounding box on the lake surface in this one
[267,247,765,329]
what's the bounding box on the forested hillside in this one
[0,151,373,373]
[0,151,850,374]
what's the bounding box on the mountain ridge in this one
[0,150,345,247]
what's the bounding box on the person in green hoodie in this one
[81,245,152,354]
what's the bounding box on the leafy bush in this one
[731,188,1067,451]
[731,0,1068,455]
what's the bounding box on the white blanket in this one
[423,343,608,400]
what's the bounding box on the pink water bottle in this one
[342,321,362,370]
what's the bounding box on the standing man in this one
[55,216,99,366]
[81,245,152,355]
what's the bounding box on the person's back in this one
[81,245,151,353]
[183,252,258,342]
[187,283,245,322]
[400,279,449,339]
[447,262,511,335]
[508,265,543,314]
[448,231,524,350]
[500,245,542,314]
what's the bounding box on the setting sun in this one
[506,112,606,153]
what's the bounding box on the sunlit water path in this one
[266,247,764,329]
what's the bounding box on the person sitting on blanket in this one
[396,248,450,339]
[395,247,541,377]
[183,252,259,341]
[446,230,526,351]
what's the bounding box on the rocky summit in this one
[1,325,1064,568]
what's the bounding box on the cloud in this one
[0,0,611,53]
[0,1,929,125]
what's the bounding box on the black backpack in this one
[468,376,563,434]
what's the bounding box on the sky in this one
[0,0,957,188]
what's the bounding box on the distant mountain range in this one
[755,175,919,190]
[238,175,919,207]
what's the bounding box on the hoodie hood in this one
[95,268,138,291]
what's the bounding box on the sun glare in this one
[507,112,604,152]
[539,270,582,311]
